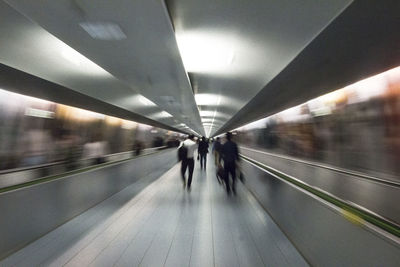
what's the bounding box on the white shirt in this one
[181,139,197,159]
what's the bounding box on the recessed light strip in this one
[206,95,221,137]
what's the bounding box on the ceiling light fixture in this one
[200,110,215,117]
[149,111,173,120]
[195,94,221,106]
[80,22,127,40]
[138,95,156,106]
[199,94,222,136]
[176,32,234,73]
[205,109,218,137]
[161,111,173,117]
[205,95,222,137]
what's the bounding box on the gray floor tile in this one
[1,156,307,267]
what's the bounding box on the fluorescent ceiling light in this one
[149,111,173,120]
[202,107,228,137]
[195,94,222,106]
[138,95,156,106]
[200,110,230,119]
[80,22,127,40]
[161,111,173,117]
[174,123,188,128]
[176,32,234,73]
[200,110,215,117]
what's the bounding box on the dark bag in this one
[216,164,225,184]
[178,144,188,161]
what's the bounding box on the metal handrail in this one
[0,146,174,193]
[240,146,400,187]
[240,153,400,240]
[0,146,167,175]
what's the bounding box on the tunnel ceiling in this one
[0,0,368,136]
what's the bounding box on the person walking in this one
[212,137,222,166]
[198,136,209,170]
[179,135,197,191]
[221,132,240,194]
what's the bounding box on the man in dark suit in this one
[221,132,239,194]
[198,136,209,170]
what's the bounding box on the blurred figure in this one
[132,140,143,156]
[83,138,108,165]
[65,134,82,171]
[179,135,197,191]
[212,137,222,166]
[55,130,82,171]
[166,138,178,148]
[153,136,164,147]
[198,136,209,170]
[221,132,240,194]
[20,128,52,167]
[383,79,400,173]
[175,139,180,147]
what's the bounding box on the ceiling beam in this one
[0,63,185,133]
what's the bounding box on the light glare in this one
[138,95,156,106]
[161,111,173,117]
[61,46,82,66]
[149,111,173,120]
[195,94,221,106]
[200,110,215,117]
[176,32,234,73]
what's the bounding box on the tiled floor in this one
[1,157,308,267]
